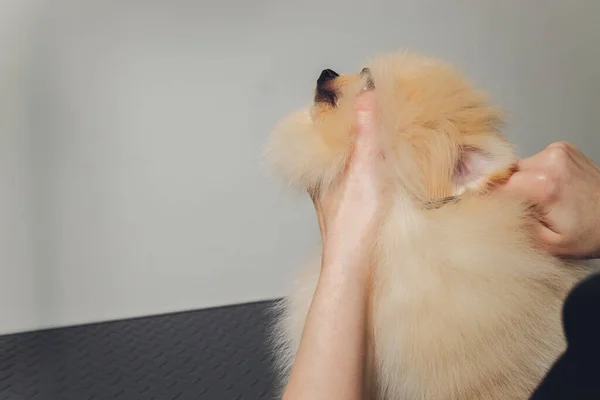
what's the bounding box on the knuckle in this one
[548,141,575,151]
[545,146,570,167]
[549,233,565,247]
[536,171,560,202]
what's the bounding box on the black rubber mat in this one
[0,300,278,400]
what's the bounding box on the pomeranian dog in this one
[265,51,595,399]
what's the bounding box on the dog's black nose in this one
[317,69,339,85]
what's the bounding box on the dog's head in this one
[266,51,517,207]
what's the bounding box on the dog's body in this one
[266,51,595,399]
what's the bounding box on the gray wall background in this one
[1,0,599,335]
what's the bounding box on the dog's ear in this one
[453,136,517,195]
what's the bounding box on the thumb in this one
[503,171,565,247]
[531,222,563,253]
[352,91,381,163]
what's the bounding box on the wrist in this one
[321,240,373,278]
[316,252,372,309]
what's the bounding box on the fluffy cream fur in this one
[265,51,596,399]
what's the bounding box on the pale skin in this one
[282,90,384,400]
[281,92,600,399]
[501,141,600,258]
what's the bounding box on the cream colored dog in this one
[265,51,595,399]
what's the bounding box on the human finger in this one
[502,170,559,208]
[531,221,564,255]
[515,151,548,173]
[349,98,383,174]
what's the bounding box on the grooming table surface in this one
[0,300,277,400]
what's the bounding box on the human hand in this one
[503,141,600,259]
[283,91,384,400]
[311,90,386,268]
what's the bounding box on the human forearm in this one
[282,252,371,400]
[282,90,381,400]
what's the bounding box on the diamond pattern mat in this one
[0,300,278,400]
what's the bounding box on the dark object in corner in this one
[530,272,600,399]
